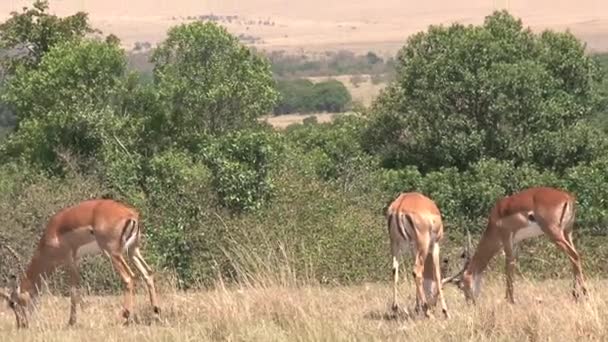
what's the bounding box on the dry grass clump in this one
[0,273,606,341]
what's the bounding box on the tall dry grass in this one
[0,246,606,342]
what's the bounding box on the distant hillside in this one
[1,0,608,54]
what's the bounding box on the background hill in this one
[1,0,607,54]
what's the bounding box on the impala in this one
[0,199,159,328]
[446,186,587,304]
[387,192,450,319]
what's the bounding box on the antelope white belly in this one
[513,223,543,244]
[76,241,102,258]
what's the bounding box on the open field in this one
[308,74,387,107]
[1,1,608,55]
[261,112,342,129]
[0,278,606,341]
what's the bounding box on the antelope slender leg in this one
[66,256,81,326]
[413,239,431,318]
[130,247,160,314]
[391,255,399,312]
[503,235,516,304]
[546,229,586,300]
[110,253,136,323]
[563,231,587,298]
[431,243,449,318]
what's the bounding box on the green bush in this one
[152,21,278,137]
[273,79,315,114]
[367,11,605,172]
[285,115,374,187]
[202,129,282,212]
[142,150,217,288]
[3,39,127,124]
[274,79,352,115]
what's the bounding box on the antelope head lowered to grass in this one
[0,199,160,328]
[443,187,587,304]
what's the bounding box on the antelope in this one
[0,199,160,328]
[387,192,450,319]
[445,186,587,304]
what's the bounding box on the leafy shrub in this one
[273,79,316,114]
[142,150,217,287]
[285,116,374,188]
[152,21,279,136]
[367,11,605,172]
[0,108,128,173]
[3,39,127,123]
[274,79,352,115]
[202,130,282,212]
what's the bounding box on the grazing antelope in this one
[387,192,450,319]
[445,187,587,304]
[0,199,159,328]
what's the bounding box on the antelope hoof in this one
[391,303,399,312]
[442,308,450,319]
[573,288,588,302]
[153,306,161,315]
[121,308,132,325]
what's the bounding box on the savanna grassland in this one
[2,0,608,54]
[0,276,607,341]
[1,1,608,341]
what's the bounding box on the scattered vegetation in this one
[268,50,395,78]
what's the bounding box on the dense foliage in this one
[274,78,352,114]
[151,22,279,136]
[1,8,608,293]
[366,11,606,172]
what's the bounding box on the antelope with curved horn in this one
[445,187,587,304]
[0,199,160,328]
[387,192,450,319]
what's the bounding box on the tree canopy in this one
[366,11,605,173]
[0,0,96,73]
[151,22,278,138]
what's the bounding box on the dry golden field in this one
[1,0,608,55]
[0,276,606,341]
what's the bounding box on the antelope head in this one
[0,242,30,328]
[442,228,473,295]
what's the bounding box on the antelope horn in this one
[0,239,25,277]
[441,267,466,285]
[441,227,472,286]
[466,226,472,257]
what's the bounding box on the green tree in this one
[0,39,130,171]
[366,11,605,172]
[151,22,278,140]
[0,0,96,73]
[274,79,315,114]
[3,39,127,123]
[311,80,352,113]
[274,79,352,115]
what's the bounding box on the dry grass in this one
[0,275,607,341]
[308,75,387,107]
[262,74,386,129]
[261,113,346,129]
